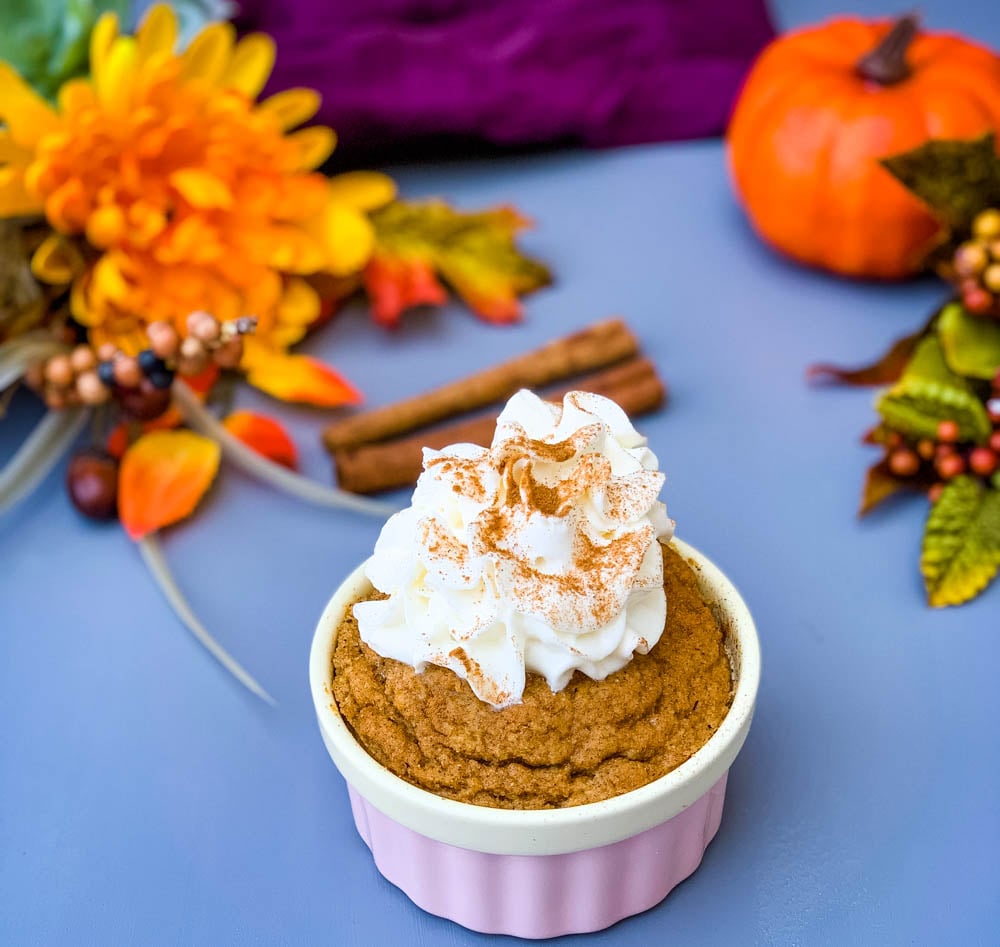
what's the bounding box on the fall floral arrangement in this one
[728,12,1000,607]
[0,4,548,697]
[811,135,1000,607]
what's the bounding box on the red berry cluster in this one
[884,372,1000,501]
[951,209,1000,317]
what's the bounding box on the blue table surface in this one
[3,1,1000,944]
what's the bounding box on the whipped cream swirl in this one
[354,389,674,708]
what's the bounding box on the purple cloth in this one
[235,0,775,159]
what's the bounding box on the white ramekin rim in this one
[309,537,761,856]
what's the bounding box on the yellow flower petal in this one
[327,171,397,212]
[242,337,361,407]
[89,11,120,76]
[257,88,320,131]
[92,253,131,303]
[31,234,83,284]
[70,274,97,325]
[288,127,336,171]
[179,22,235,86]
[279,277,321,325]
[170,168,233,208]
[137,3,178,63]
[223,33,276,98]
[94,37,138,114]
[57,78,96,115]
[0,131,32,165]
[86,204,127,247]
[0,64,59,148]
[316,204,375,276]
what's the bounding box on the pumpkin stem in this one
[856,13,920,85]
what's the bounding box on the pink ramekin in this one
[309,538,760,938]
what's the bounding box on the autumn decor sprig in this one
[812,134,1000,607]
[0,4,550,699]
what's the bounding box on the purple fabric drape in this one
[235,0,775,160]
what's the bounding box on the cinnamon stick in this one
[323,318,638,451]
[333,356,666,494]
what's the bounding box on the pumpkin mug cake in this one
[310,390,760,937]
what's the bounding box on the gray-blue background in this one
[2,1,998,943]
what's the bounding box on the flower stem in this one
[172,380,399,518]
[0,407,89,516]
[138,534,276,705]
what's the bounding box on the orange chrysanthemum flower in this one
[0,4,394,402]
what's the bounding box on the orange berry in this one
[969,448,998,477]
[888,449,920,477]
[113,355,142,388]
[983,264,1000,293]
[44,354,73,387]
[936,453,966,480]
[148,321,180,359]
[937,420,959,443]
[972,208,1000,239]
[916,439,935,460]
[963,287,994,314]
[76,370,109,405]
[954,241,988,275]
[70,345,96,373]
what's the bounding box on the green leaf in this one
[0,0,128,100]
[881,133,1000,235]
[938,302,1000,381]
[921,477,1000,606]
[876,336,992,442]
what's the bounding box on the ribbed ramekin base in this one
[347,774,728,938]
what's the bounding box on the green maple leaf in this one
[882,133,1000,235]
[921,477,1000,607]
[876,336,991,443]
[937,302,1000,381]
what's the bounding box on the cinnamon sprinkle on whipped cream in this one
[353,389,673,708]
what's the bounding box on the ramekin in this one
[309,538,760,938]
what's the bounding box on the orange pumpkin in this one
[728,15,1000,279]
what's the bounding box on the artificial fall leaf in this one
[363,253,447,327]
[368,200,551,326]
[937,301,1000,380]
[921,476,1000,607]
[859,459,910,516]
[807,313,936,387]
[241,338,361,408]
[118,430,221,540]
[222,411,298,469]
[882,134,1000,237]
[105,409,185,459]
[876,336,991,443]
